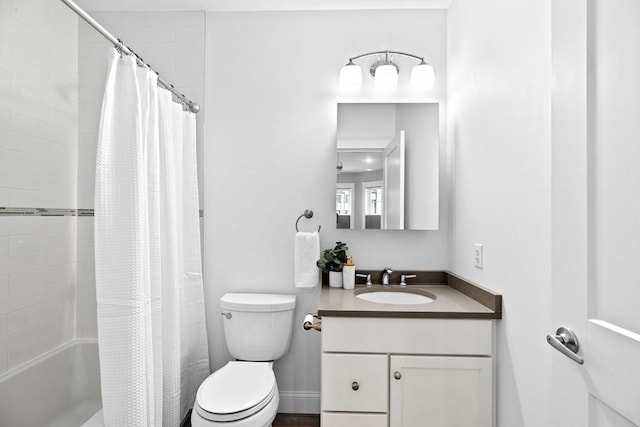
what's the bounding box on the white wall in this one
[76,10,206,339]
[0,1,78,375]
[338,103,396,140]
[205,9,448,412]
[447,1,552,426]
[0,3,77,210]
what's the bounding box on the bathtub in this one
[0,340,102,427]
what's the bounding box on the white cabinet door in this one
[321,353,388,412]
[389,355,492,427]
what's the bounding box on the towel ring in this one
[295,209,321,232]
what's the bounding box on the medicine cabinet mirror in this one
[336,103,439,231]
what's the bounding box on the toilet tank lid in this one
[220,293,296,312]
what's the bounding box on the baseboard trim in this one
[277,390,321,414]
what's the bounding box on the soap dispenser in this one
[343,256,355,290]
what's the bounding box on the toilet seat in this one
[195,361,276,423]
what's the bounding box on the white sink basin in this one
[355,288,436,305]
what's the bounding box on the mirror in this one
[336,103,439,230]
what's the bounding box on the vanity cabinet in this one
[320,317,495,427]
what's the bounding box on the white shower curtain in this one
[94,49,210,427]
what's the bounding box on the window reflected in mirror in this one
[364,182,382,229]
[336,185,353,229]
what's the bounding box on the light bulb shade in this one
[411,63,435,90]
[374,64,398,91]
[339,63,362,91]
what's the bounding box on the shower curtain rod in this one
[60,0,200,114]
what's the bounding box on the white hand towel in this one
[295,231,320,288]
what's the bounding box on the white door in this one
[551,1,640,426]
[383,130,405,230]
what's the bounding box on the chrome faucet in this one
[400,274,417,287]
[356,273,372,287]
[382,268,393,286]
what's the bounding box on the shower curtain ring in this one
[115,39,124,57]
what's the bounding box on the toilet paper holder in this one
[303,313,322,332]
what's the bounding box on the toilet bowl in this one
[191,293,296,427]
[191,362,279,427]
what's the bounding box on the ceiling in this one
[338,151,384,174]
[74,0,453,12]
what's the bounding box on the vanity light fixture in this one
[339,50,435,91]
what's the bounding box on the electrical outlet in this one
[474,243,483,269]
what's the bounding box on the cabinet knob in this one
[393,371,402,380]
[351,381,359,391]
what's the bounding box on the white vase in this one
[342,265,355,290]
[329,271,343,288]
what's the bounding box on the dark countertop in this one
[317,271,502,319]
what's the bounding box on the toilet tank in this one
[220,293,296,361]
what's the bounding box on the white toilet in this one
[191,293,296,427]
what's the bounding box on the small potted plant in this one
[317,241,349,288]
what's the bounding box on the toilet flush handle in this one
[221,312,232,319]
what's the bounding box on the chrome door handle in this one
[546,327,584,365]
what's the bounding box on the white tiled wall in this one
[0,217,76,375]
[76,11,206,339]
[76,217,96,338]
[0,1,78,209]
[0,2,78,375]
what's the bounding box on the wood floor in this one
[273,413,320,427]
[184,413,320,427]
